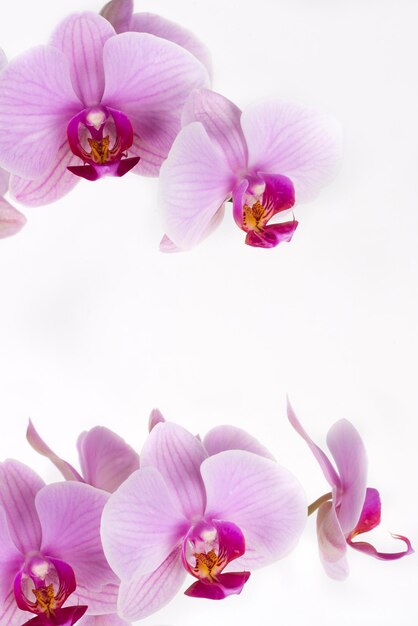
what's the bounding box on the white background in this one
[0,0,417,624]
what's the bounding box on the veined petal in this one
[140,422,208,519]
[0,46,81,178]
[117,547,185,622]
[0,507,23,604]
[242,100,342,202]
[0,198,26,239]
[100,0,133,34]
[159,122,234,249]
[10,141,80,207]
[50,12,115,107]
[129,115,182,177]
[37,482,114,590]
[0,590,30,626]
[0,460,44,554]
[182,89,247,172]
[70,581,118,616]
[287,400,341,490]
[130,12,213,79]
[202,450,307,568]
[203,425,275,460]
[327,419,367,534]
[77,426,139,492]
[316,501,349,580]
[0,166,9,196]
[26,420,84,482]
[148,407,166,431]
[101,467,188,580]
[101,32,209,169]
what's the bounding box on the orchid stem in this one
[307,492,333,516]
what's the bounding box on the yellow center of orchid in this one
[193,549,222,581]
[242,200,266,232]
[32,584,56,616]
[87,136,111,164]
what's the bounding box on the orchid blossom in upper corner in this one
[0,12,209,207]
[159,88,342,250]
[287,400,413,580]
[101,420,306,621]
[0,459,118,626]
[100,0,212,78]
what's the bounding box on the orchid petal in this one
[244,221,298,249]
[100,0,133,34]
[184,571,250,599]
[102,32,209,171]
[0,46,81,178]
[0,590,29,626]
[148,407,166,431]
[50,13,115,107]
[117,547,185,621]
[316,501,349,580]
[0,507,23,604]
[0,198,26,239]
[101,466,188,580]
[287,399,341,490]
[182,89,247,172]
[327,419,367,534]
[37,482,114,590]
[0,460,44,554]
[140,421,208,519]
[130,13,212,78]
[71,581,118,615]
[77,426,139,493]
[26,420,84,482]
[0,166,9,196]
[242,101,342,202]
[202,450,307,568]
[10,141,80,207]
[203,425,275,460]
[22,605,87,626]
[159,122,234,249]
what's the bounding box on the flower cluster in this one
[0,405,412,625]
[0,0,341,249]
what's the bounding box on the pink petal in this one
[140,421,208,519]
[203,425,275,460]
[50,12,115,108]
[148,407,166,431]
[10,141,80,207]
[101,32,209,171]
[71,581,118,615]
[100,0,133,33]
[287,399,341,490]
[0,460,44,554]
[347,488,414,560]
[159,122,234,249]
[37,482,115,590]
[0,590,29,626]
[130,12,213,79]
[117,547,185,621]
[77,426,139,493]
[101,466,188,580]
[185,571,250,600]
[244,220,298,249]
[22,606,87,626]
[182,89,247,172]
[316,501,349,580]
[26,420,84,482]
[128,115,182,177]
[241,101,342,202]
[0,198,26,239]
[0,507,23,603]
[202,450,307,568]
[0,46,80,178]
[0,166,9,196]
[326,419,367,534]
[78,615,128,626]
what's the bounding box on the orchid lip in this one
[66,105,139,180]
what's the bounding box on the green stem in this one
[307,492,333,516]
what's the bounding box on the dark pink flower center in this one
[67,106,140,181]
[182,520,250,600]
[14,554,87,626]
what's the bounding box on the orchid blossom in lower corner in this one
[287,400,413,580]
[101,421,306,621]
[159,88,341,250]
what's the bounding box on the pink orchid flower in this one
[100,0,212,77]
[101,421,306,621]
[0,12,209,207]
[159,88,341,250]
[0,49,26,238]
[0,459,117,626]
[287,401,413,580]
